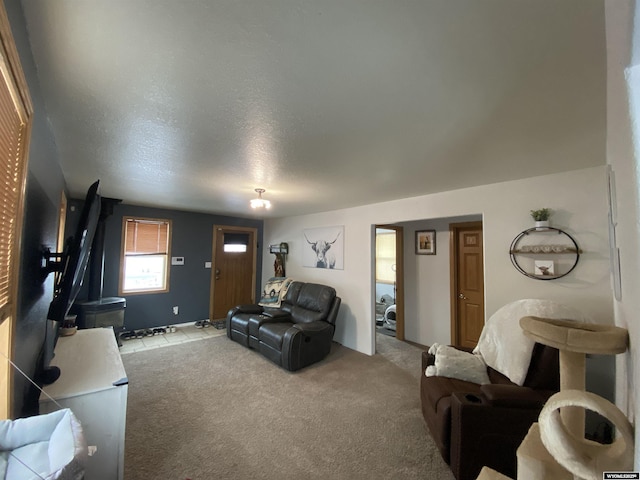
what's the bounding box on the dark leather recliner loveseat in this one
[420,343,559,480]
[226,281,341,371]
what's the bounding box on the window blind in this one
[121,217,171,294]
[125,219,169,255]
[376,232,396,284]
[0,1,34,418]
[0,56,27,323]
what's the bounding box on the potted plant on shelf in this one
[530,208,552,230]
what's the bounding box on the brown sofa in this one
[420,343,559,480]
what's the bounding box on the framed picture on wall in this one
[303,225,344,269]
[534,260,555,277]
[415,230,436,255]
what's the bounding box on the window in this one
[376,230,396,284]
[56,191,67,254]
[0,3,33,418]
[223,233,249,253]
[120,217,171,294]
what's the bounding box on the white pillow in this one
[473,299,587,386]
[425,344,490,385]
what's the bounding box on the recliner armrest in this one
[479,384,544,408]
[227,304,264,321]
[262,308,291,319]
[450,389,545,480]
[293,321,332,334]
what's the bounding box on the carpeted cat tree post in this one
[477,316,632,480]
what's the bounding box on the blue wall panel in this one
[67,201,263,331]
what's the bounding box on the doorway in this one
[449,221,485,349]
[374,225,405,343]
[209,225,257,321]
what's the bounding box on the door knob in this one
[458,293,468,300]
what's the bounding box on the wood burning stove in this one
[72,197,126,345]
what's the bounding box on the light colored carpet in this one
[122,333,453,480]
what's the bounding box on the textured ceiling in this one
[20,0,606,218]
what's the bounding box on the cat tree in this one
[477,316,632,480]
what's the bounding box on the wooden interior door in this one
[210,226,257,320]
[450,222,485,349]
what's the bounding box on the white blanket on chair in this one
[473,299,587,386]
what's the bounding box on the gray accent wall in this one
[66,201,264,332]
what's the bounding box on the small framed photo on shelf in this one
[416,230,436,255]
[534,260,554,277]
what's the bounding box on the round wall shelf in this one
[509,227,581,280]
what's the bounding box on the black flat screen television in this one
[40,180,101,384]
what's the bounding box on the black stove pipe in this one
[88,197,121,301]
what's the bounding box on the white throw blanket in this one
[473,299,588,386]
[258,277,293,308]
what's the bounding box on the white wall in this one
[264,166,613,357]
[397,216,479,346]
[401,219,453,346]
[606,0,640,466]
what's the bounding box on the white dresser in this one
[40,327,128,480]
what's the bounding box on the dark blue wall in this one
[6,0,68,417]
[67,201,263,331]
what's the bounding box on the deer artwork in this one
[304,231,341,269]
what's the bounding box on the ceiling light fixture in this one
[250,188,271,209]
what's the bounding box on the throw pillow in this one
[425,343,490,385]
[258,277,293,308]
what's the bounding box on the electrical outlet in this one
[173,306,179,315]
